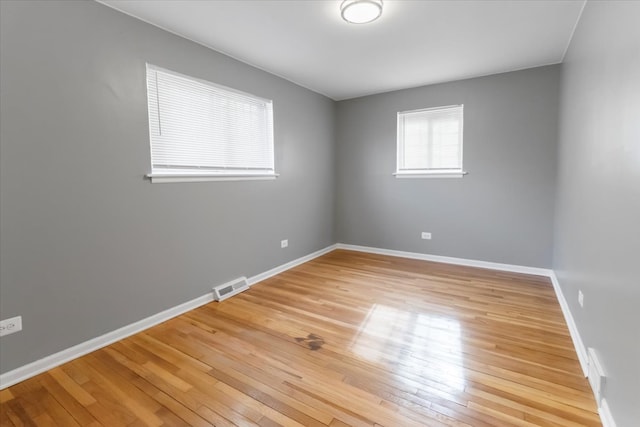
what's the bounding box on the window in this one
[146,64,276,183]
[395,105,465,178]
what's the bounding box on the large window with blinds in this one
[146,64,275,183]
[395,105,465,178]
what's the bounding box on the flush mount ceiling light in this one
[341,0,383,24]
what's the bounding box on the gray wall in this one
[554,2,640,426]
[335,66,560,268]
[4,7,637,426]
[0,0,335,373]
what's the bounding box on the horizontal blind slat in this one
[398,105,463,172]
[147,65,275,174]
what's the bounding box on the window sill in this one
[146,173,279,183]
[393,171,468,179]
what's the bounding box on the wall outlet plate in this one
[281,239,288,248]
[421,232,432,240]
[0,316,22,337]
[578,290,584,308]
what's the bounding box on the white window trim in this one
[147,173,279,184]
[395,104,467,179]
[393,171,468,179]
[145,64,277,183]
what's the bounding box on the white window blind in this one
[146,64,275,181]
[396,105,464,177]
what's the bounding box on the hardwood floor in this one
[0,249,601,426]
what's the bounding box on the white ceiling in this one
[100,0,585,101]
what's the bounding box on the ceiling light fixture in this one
[340,0,383,24]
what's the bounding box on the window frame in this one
[394,104,467,179]
[145,64,278,183]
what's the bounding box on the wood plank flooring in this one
[0,249,601,426]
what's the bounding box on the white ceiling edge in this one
[333,60,569,102]
[96,0,336,100]
[560,0,587,61]
[97,0,587,102]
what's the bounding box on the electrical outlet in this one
[578,290,584,308]
[281,239,288,248]
[421,232,432,240]
[0,316,22,337]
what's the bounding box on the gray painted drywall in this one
[335,66,560,268]
[554,2,640,426]
[0,0,335,373]
[3,10,636,427]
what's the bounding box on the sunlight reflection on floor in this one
[350,304,466,392]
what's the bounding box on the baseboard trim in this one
[336,243,552,277]
[248,244,338,286]
[338,244,619,427]
[337,244,589,373]
[599,398,617,427]
[549,271,589,376]
[0,293,213,390]
[0,242,615,427]
[0,244,337,390]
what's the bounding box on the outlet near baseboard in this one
[0,316,22,337]
[578,290,584,307]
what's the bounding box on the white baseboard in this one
[547,275,618,427]
[338,244,589,373]
[549,272,589,376]
[0,242,617,427]
[338,244,616,426]
[0,244,337,390]
[248,244,338,286]
[599,399,617,427]
[0,293,213,390]
[336,243,552,277]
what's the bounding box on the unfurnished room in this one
[0,1,638,426]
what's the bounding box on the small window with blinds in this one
[395,105,466,178]
[146,64,276,183]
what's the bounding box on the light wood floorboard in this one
[0,250,600,426]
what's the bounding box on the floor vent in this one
[587,347,606,406]
[213,276,249,301]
